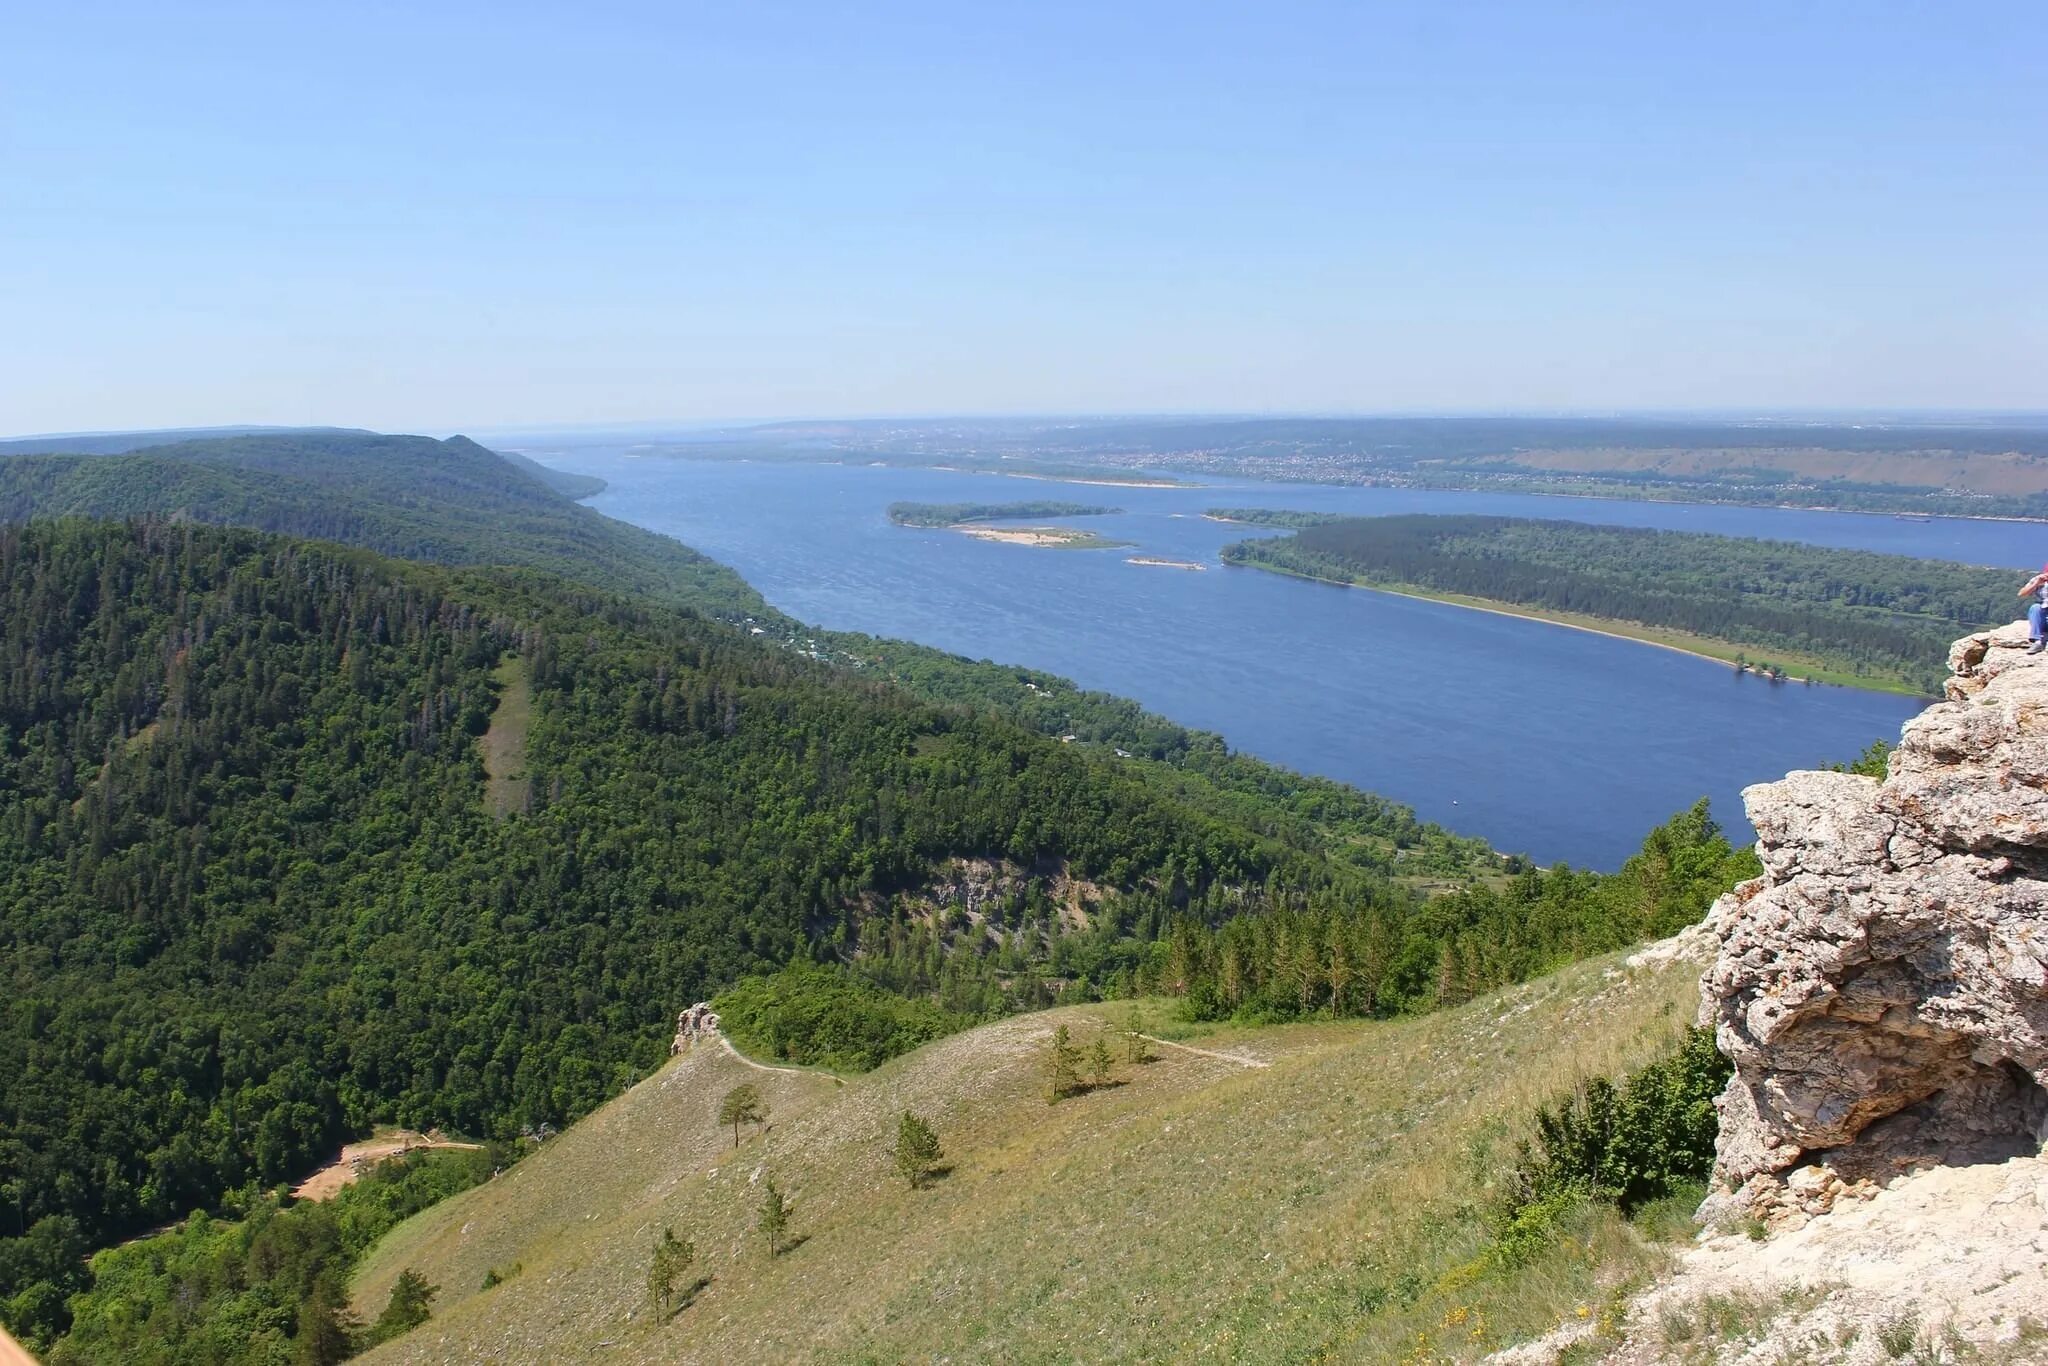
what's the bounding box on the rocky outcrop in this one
[1701,620,2048,1222]
[672,1002,721,1054]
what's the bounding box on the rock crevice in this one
[1702,621,2048,1220]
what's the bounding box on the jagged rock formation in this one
[1700,620,2048,1222]
[671,1002,721,1054]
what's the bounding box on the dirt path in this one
[0,1322,37,1366]
[291,1130,483,1201]
[718,1035,811,1076]
[1139,1034,1270,1068]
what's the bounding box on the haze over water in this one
[539,445,2006,868]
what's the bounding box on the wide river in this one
[528,442,2041,868]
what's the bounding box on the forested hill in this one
[0,518,1439,1339]
[0,430,1490,881]
[0,431,757,616]
[1223,514,2017,694]
[0,425,371,456]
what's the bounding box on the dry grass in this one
[354,952,1704,1364]
[479,654,531,819]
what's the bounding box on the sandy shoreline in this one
[950,523,1126,549]
[1227,562,1928,694]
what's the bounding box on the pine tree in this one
[1046,1024,1082,1102]
[718,1083,766,1148]
[1087,1036,1115,1087]
[757,1177,791,1255]
[293,1272,359,1366]
[646,1226,695,1318]
[369,1267,438,1345]
[892,1110,943,1189]
[1121,1005,1154,1065]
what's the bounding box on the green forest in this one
[1202,507,1343,528]
[1222,513,2019,693]
[0,517,1496,1348]
[886,500,1118,527]
[49,1145,509,1365]
[0,440,1788,1357]
[0,433,761,617]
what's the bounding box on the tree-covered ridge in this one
[1201,507,1343,528]
[1152,801,1757,1022]
[886,500,1120,527]
[0,518,1438,1336]
[823,632,1494,881]
[1,430,1496,882]
[0,431,761,616]
[1222,513,2017,694]
[494,447,607,500]
[0,426,372,457]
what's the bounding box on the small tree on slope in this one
[893,1110,943,1190]
[368,1267,438,1345]
[1047,1024,1082,1103]
[646,1226,695,1318]
[758,1177,791,1255]
[718,1083,766,1148]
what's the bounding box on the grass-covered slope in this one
[0,431,759,616]
[355,950,1705,1364]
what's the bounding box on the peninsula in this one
[1220,512,2018,695]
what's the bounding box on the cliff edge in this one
[1701,620,2048,1221]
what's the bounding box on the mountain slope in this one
[353,949,1705,1364]
[1,517,1434,1327]
[0,431,761,616]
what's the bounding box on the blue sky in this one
[3,1,2042,433]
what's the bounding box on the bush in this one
[1508,1027,1730,1216]
[714,962,967,1072]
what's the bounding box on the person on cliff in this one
[2019,565,2048,653]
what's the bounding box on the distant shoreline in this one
[1222,559,1933,697]
[928,465,1186,489]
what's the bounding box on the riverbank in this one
[1221,559,1933,697]
[952,524,1132,549]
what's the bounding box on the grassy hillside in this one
[0,431,761,616]
[354,949,1706,1364]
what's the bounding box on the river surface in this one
[521,443,2040,868]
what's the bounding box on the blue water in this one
[530,447,2034,869]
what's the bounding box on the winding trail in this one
[1138,1034,1270,1068]
[717,1034,811,1076]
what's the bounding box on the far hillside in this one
[0,430,758,616]
[0,428,1501,887]
[1222,513,2020,694]
[0,424,372,456]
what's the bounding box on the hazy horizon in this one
[7,3,2043,433]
